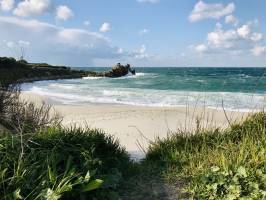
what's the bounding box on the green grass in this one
[0,126,130,200]
[145,112,266,199]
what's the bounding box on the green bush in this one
[193,166,266,199]
[0,127,130,200]
[146,112,266,199]
[0,83,61,134]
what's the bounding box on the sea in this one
[22,67,266,112]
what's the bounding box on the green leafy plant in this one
[0,126,130,199]
[190,166,266,199]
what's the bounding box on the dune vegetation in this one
[146,112,266,199]
[0,127,131,200]
[0,81,132,199]
[1,58,266,199]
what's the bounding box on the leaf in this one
[64,156,73,176]
[13,189,23,200]
[48,165,56,184]
[211,166,220,172]
[237,166,247,178]
[224,184,241,200]
[81,179,103,192]
[0,168,8,178]
[45,188,61,200]
[84,170,90,181]
[211,183,218,191]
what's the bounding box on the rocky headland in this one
[0,57,135,86]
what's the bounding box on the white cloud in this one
[99,22,111,33]
[139,28,150,36]
[139,45,146,54]
[137,0,159,3]
[207,29,236,48]
[250,33,263,42]
[0,16,123,66]
[84,20,90,26]
[0,0,14,11]
[225,15,238,26]
[195,44,207,53]
[192,20,265,58]
[189,1,235,22]
[251,46,266,56]
[56,5,73,21]
[133,44,151,59]
[237,25,250,38]
[13,0,51,17]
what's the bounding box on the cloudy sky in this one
[0,0,265,67]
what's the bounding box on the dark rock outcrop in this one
[94,63,136,78]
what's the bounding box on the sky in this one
[0,0,266,67]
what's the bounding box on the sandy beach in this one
[22,92,249,159]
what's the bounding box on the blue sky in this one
[0,0,266,67]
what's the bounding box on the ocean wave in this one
[117,72,157,79]
[23,84,266,111]
[102,90,132,96]
[82,76,104,80]
[49,84,75,90]
[237,74,253,78]
[82,72,155,80]
[135,72,145,76]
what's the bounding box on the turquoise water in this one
[22,67,266,111]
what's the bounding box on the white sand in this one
[22,92,249,159]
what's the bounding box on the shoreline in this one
[21,92,250,159]
[21,78,266,113]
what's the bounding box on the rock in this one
[95,63,136,78]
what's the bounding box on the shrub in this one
[193,166,266,199]
[146,112,266,199]
[0,126,130,199]
[0,83,60,134]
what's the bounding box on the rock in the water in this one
[94,63,136,78]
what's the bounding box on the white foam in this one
[135,72,145,76]
[118,72,156,79]
[82,76,103,80]
[49,84,75,90]
[22,81,266,112]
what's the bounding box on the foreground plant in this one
[146,112,266,199]
[192,166,266,199]
[0,127,130,199]
[0,82,61,134]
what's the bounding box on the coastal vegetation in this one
[1,57,266,199]
[0,57,89,86]
[146,113,266,199]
